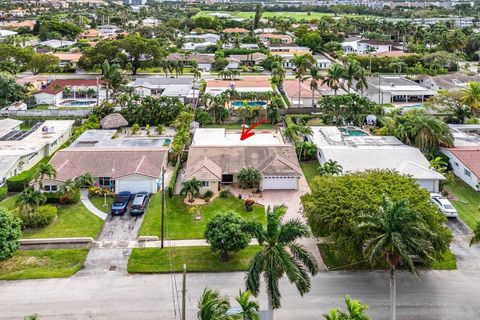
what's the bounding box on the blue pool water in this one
[339,127,369,136]
[401,104,425,112]
[231,101,267,108]
[61,100,96,107]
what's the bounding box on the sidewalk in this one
[80,189,108,220]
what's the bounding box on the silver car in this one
[430,193,458,218]
[130,192,149,215]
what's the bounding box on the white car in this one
[430,193,458,218]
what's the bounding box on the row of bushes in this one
[168,159,182,198]
[44,190,80,205]
[0,186,7,201]
[19,205,58,229]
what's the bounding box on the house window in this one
[98,177,111,187]
[200,181,210,187]
[44,185,57,192]
[28,152,38,161]
[51,139,58,148]
[465,169,471,178]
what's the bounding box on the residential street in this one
[2,270,480,319]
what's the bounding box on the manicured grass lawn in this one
[446,179,480,229]
[139,194,266,239]
[0,194,19,211]
[21,202,103,239]
[195,10,370,20]
[203,123,276,130]
[0,249,88,280]
[318,244,457,271]
[300,161,319,188]
[89,195,114,214]
[128,246,261,273]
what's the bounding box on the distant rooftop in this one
[449,124,480,147]
[192,128,283,146]
[71,130,170,149]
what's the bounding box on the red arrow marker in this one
[240,119,268,141]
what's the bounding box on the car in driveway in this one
[111,191,132,215]
[430,193,458,218]
[130,192,149,215]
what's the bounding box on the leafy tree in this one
[236,290,260,320]
[253,4,263,30]
[318,160,343,176]
[180,178,201,202]
[301,171,452,264]
[323,295,370,320]
[0,74,29,107]
[75,173,95,188]
[470,221,480,247]
[460,81,480,118]
[197,288,231,320]
[33,163,56,189]
[424,90,471,124]
[0,208,22,261]
[58,179,76,198]
[245,206,319,314]
[237,168,261,189]
[120,95,186,126]
[204,212,251,261]
[27,53,60,75]
[119,34,163,75]
[100,60,124,101]
[358,196,439,320]
[37,19,82,40]
[16,188,47,213]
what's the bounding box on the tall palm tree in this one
[309,66,322,107]
[409,111,453,152]
[191,60,202,80]
[100,59,123,101]
[358,196,437,320]
[236,290,260,320]
[245,206,319,318]
[322,63,344,96]
[33,163,56,189]
[292,53,315,107]
[460,81,480,117]
[16,188,46,213]
[180,178,201,202]
[197,288,231,320]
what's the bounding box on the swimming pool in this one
[60,100,97,107]
[231,101,267,108]
[401,104,425,112]
[339,127,369,136]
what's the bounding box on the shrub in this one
[0,208,22,261]
[88,186,114,197]
[237,167,261,189]
[131,123,140,134]
[157,124,165,135]
[244,199,255,212]
[0,186,7,201]
[20,205,57,228]
[219,189,230,198]
[204,190,213,198]
[6,171,33,192]
[44,192,61,204]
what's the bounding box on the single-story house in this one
[223,27,249,34]
[283,79,347,108]
[342,37,402,54]
[205,78,273,96]
[269,46,332,69]
[128,76,196,103]
[34,79,106,106]
[78,29,102,41]
[39,39,76,49]
[417,73,480,93]
[184,128,302,194]
[227,52,267,69]
[0,119,74,186]
[308,126,444,192]
[166,53,215,72]
[440,124,480,191]
[52,53,83,67]
[258,33,293,45]
[39,130,168,194]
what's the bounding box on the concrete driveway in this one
[446,218,480,270]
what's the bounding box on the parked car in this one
[430,193,458,218]
[111,191,132,215]
[130,192,149,215]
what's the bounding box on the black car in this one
[130,192,149,215]
[111,191,132,215]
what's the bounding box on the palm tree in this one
[309,66,322,107]
[409,111,453,152]
[470,221,480,246]
[75,173,95,188]
[236,290,260,320]
[191,60,202,80]
[322,63,344,96]
[358,196,437,320]
[16,188,46,213]
[292,53,315,107]
[100,59,123,101]
[460,81,480,117]
[180,178,201,202]
[284,122,312,142]
[58,179,76,197]
[33,163,56,189]
[245,206,319,318]
[318,160,343,176]
[323,295,370,320]
[197,288,231,320]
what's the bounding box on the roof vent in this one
[390,83,395,87]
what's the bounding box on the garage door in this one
[262,176,297,190]
[416,179,435,192]
[116,179,153,194]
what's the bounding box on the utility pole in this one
[182,264,187,320]
[161,167,165,249]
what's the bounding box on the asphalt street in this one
[2,269,480,320]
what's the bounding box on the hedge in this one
[6,170,34,192]
[20,205,58,228]
[0,186,7,201]
[168,159,182,198]
[44,190,80,205]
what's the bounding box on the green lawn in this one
[139,194,266,239]
[128,246,260,273]
[89,195,114,214]
[203,123,276,130]
[195,10,370,20]
[318,244,457,271]
[0,194,19,211]
[0,249,88,280]
[446,179,480,229]
[21,202,103,239]
[300,161,319,188]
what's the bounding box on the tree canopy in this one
[0,208,22,261]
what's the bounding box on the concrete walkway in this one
[80,189,108,220]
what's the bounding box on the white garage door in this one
[262,176,297,190]
[116,179,153,194]
[416,179,435,192]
